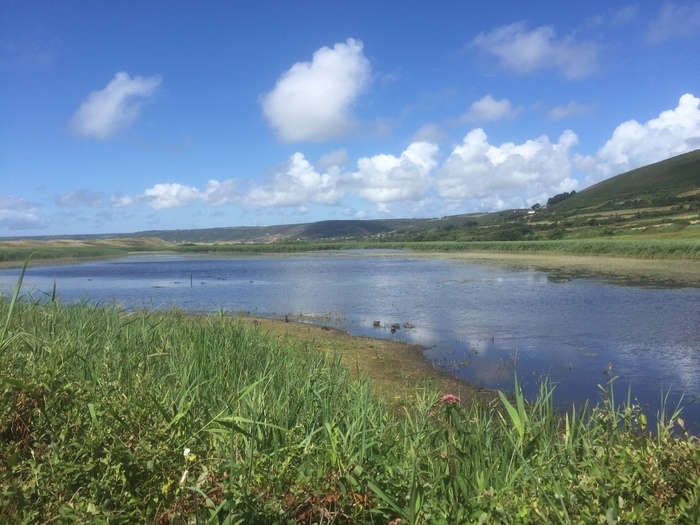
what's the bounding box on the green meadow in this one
[1,272,698,523]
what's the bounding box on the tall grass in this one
[1,296,698,523]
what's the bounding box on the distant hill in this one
[3,150,698,244]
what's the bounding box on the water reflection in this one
[0,251,698,428]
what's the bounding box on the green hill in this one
[551,149,700,213]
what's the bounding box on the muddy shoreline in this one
[237,315,499,407]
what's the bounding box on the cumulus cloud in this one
[436,129,579,210]
[260,38,371,142]
[55,190,103,208]
[104,93,700,218]
[647,1,700,43]
[141,183,204,210]
[473,22,599,79]
[245,153,342,207]
[132,179,239,210]
[352,142,439,204]
[69,72,162,139]
[547,100,596,121]
[462,95,522,123]
[0,195,44,230]
[576,93,700,183]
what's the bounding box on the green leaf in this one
[88,403,100,429]
[499,391,524,439]
[366,480,404,517]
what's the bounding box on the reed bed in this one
[0,246,128,264]
[1,294,698,523]
[173,238,700,259]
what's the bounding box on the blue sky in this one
[1,1,699,237]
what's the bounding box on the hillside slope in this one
[552,149,700,212]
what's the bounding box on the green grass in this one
[1,292,698,523]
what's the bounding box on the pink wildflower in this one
[442,394,461,404]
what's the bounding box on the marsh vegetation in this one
[1,292,698,523]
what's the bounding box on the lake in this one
[1,251,699,428]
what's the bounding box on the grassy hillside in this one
[554,149,700,212]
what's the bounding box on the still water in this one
[2,251,699,427]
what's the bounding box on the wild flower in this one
[180,447,193,486]
[442,394,461,404]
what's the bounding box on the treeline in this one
[547,190,576,206]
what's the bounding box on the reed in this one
[1,295,698,523]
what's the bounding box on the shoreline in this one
[236,315,499,407]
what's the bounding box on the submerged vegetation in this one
[1,293,698,523]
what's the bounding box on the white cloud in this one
[56,190,103,208]
[69,72,162,140]
[473,22,599,79]
[316,149,350,172]
[110,195,136,208]
[245,153,342,207]
[547,101,596,121]
[648,2,700,43]
[462,95,522,123]
[141,183,204,210]
[102,93,700,218]
[202,179,238,206]
[436,129,579,210]
[352,141,439,204]
[260,38,371,142]
[0,195,44,230]
[134,179,239,210]
[577,93,700,183]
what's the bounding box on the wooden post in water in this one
[190,272,193,287]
